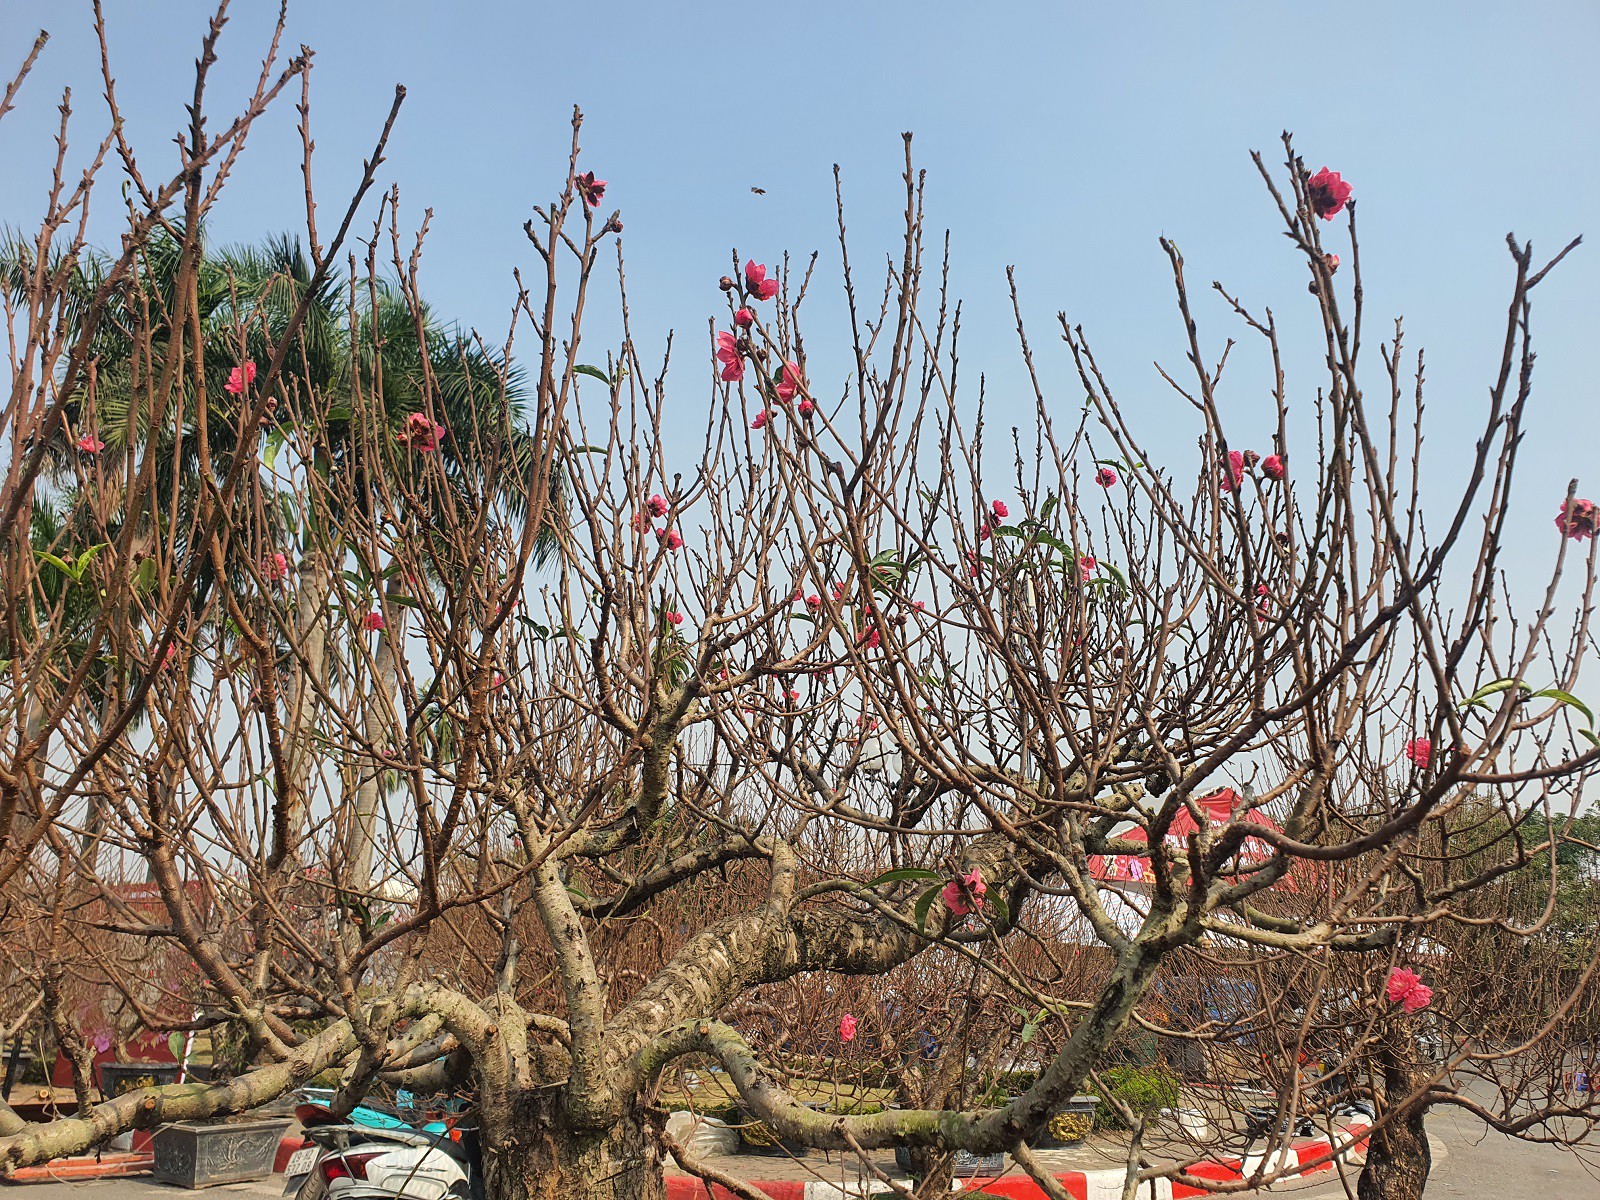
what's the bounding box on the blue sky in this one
[3,1,1597,581]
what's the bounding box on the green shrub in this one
[1089,1067,1179,1131]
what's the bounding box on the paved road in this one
[7,1108,1599,1199]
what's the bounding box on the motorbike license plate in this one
[284,1147,318,1177]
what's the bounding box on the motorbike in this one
[282,1088,481,1200]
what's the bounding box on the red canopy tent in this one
[1089,788,1301,891]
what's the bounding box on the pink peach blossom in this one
[751,410,769,430]
[1221,449,1245,493]
[657,528,684,550]
[263,552,289,583]
[941,867,986,917]
[839,1014,858,1042]
[361,611,386,632]
[1555,498,1599,542]
[716,331,745,382]
[1404,737,1432,769]
[734,307,755,329]
[76,434,105,454]
[664,610,684,626]
[991,500,1009,519]
[400,411,445,451]
[646,494,669,518]
[576,171,607,209]
[1386,967,1432,1013]
[1262,454,1286,481]
[225,360,257,395]
[775,361,802,403]
[805,594,822,610]
[744,260,779,301]
[1307,167,1353,220]
[1078,555,1097,583]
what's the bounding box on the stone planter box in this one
[1030,1095,1101,1148]
[152,1118,293,1189]
[894,1147,1006,1177]
[98,1061,182,1099]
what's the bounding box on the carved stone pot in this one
[152,1118,293,1188]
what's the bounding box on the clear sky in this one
[3,1,1597,587]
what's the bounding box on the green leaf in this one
[264,429,285,470]
[168,1032,186,1061]
[573,364,610,384]
[913,884,944,931]
[136,558,158,593]
[33,549,72,575]
[388,594,421,611]
[985,892,1011,929]
[1533,688,1595,728]
[868,867,944,888]
[1020,1022,1038,1045]
[1106,563,1130,592]
[1462,678,1521,708]
[1039,494,1058,523]
[1581,728,1600,748]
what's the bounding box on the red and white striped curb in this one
[664,1125,1368,1200]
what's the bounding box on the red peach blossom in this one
[664,611,684,626]
[361,611,386,632]
[225,360,257,395]
[1262,454,1286,481]
[744,260,779,301]
[805,594,822,610]
[1078,555,1097,583]
[1221,449,1245,492]
[1404,737,1432,769]
[797,399,814,417]
[716,331,745,382]
[1307,167,1353,220]
[1096,466,1118,488]
[657,528,684,550]
[646,494,669,518]
[734,307,755,329]
[991,500,1009,519]
[76,434,105,454]
[751,410,769,430]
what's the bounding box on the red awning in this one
[1089,788,1298,890]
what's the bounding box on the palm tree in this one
[3,227,537,892]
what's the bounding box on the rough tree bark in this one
[1356,1028,1432,1200]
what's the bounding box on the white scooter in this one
[283,1089,480,1200]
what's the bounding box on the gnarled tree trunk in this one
[1357,1027,1432,1200]
[479,1089,664,1200]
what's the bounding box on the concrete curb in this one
[663,1125,1369,1200]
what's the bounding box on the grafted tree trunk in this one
[479,1089,664,1200]
[1357,1028,1432,1200]
[1356,1102,1430,1200]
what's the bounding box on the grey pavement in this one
[6,1106,1599,1199]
